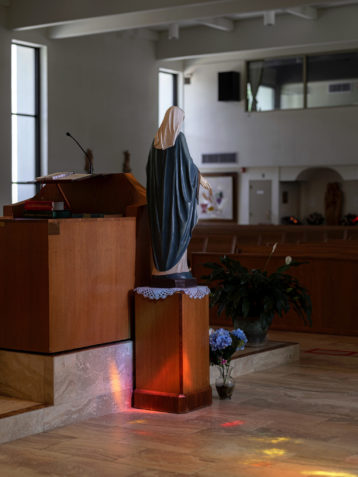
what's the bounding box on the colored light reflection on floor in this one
[270,437,290,444]
[251,436,293,444]
[263,448,287,457]
[221,420,244,427]
[133,430,153,437]
[301,472,358,477]
[124,408,157,415]
[128,419,147,424]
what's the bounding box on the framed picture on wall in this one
[198,172,238,222]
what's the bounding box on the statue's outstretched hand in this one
[199,174,213,197]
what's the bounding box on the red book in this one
[24,200,54,211]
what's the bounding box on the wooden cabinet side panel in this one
[48,218,135,351]
[135,294,180,394]
[0,220,50,351]
[182,294,210,395]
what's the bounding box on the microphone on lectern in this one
[66,132,94,174]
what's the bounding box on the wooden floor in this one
[0,331,357,477]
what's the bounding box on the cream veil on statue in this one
[154,106,185,150]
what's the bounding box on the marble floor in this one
[0,331,357,477]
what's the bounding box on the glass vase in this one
[215,365,235,400]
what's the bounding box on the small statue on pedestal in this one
[122,150,132,173]
[146,106,211,288]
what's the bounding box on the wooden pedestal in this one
[133,292,212,413]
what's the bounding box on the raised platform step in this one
[210,340,299,383]
[0,341,133,444]
[0,339,298,444]
[0,395,48,420]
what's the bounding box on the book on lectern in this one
[36,171,93,182]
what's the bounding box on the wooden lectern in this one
[0,173,151,353]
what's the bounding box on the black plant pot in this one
[233,317,270,347]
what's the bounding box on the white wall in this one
[47,34,157,185]
[298,168,342,218]
[344,181,358,215]
[183,58,358,223]
[0,25,158,211]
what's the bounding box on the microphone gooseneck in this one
[66,132,94,174]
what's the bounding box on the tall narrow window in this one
[11,42,40,203]
[158,71,178,124]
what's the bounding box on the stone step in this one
[210,340,299,383]
[0,340,133,444]
[0,395,48,419]
[0,339,298,444]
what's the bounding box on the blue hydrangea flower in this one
[209,328,232,351]
[231,328,248,350]
[231,328,246,341]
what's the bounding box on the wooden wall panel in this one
[0,220,50,352]
[49,218,135,352]
[0,217,136,353]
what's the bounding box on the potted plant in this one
[209,328,247,399]
[204,245,312,346]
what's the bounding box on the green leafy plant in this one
[203,246,312,330]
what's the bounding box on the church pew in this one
[188,224,358,265]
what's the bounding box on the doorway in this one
[249,180,272,224]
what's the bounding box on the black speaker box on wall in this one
[218,71,240,101]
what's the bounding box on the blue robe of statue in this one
[146,132,199,272]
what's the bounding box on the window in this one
[247,50,358,112]
[307,52,358,108]
[247,84,275,112]
[11,42,40,202]
[247,57,304,112]
[158,71,178,124]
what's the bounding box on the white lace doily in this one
[134,286,210,300]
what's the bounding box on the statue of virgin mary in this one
[146,106,210,284]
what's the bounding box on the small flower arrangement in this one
[209,328,247,388]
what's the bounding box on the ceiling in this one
[3,0,358,62]
[2,0,357,38]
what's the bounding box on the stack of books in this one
[23,200,71,219]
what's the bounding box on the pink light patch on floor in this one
[221,420,245,427]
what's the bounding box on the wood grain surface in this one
[134,293,212,412]
[0,218,136,353]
